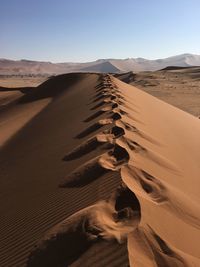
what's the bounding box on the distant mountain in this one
[80,61,121,73]
[0,53,200,75]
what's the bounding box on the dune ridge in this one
[27,75,142,267]
[26,74,200,266]
[0,73,132,267]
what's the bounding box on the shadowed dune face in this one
[60,156,111,187]
[19,73,86,103]
[0,73,133,267]
[0,73,87,147]
[27,184,140,267]
[0,73,84,107]
[0,75,47,106]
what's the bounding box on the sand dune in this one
[0,72,200,267]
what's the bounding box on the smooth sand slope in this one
[112,77,200,267]
[0,73,200,267]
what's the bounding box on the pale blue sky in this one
[1,0,200,62]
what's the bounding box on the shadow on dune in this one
[63,126,125,162]
[113,183,141,214]
[92,94,107,102]
[110,112,121,121]
[0,85,35,94]
[27,216,100,267]
[63,137,113,161]
[90,101,107,110]
[61,144,129,188]
[18,73,85,103]
[60,158,111,187]
[83,110,106,122]
[76,113,121,139]
[75,122,107,139]
[114,72,137,84]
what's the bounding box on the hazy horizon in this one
[1,0,200,62]
[1,52,199,63]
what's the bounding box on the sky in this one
[1,0,200,62]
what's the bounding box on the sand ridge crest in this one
[9,73,199,267]
[61,74,200,266]
[26,74,142,266]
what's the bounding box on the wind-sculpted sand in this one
[0,73,200,266]
[27,184,140,267]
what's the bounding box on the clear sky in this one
[1,0,200,62]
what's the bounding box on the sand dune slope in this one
[111,78,200,267]
[0,73,133,267]
[0,73,200,267]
